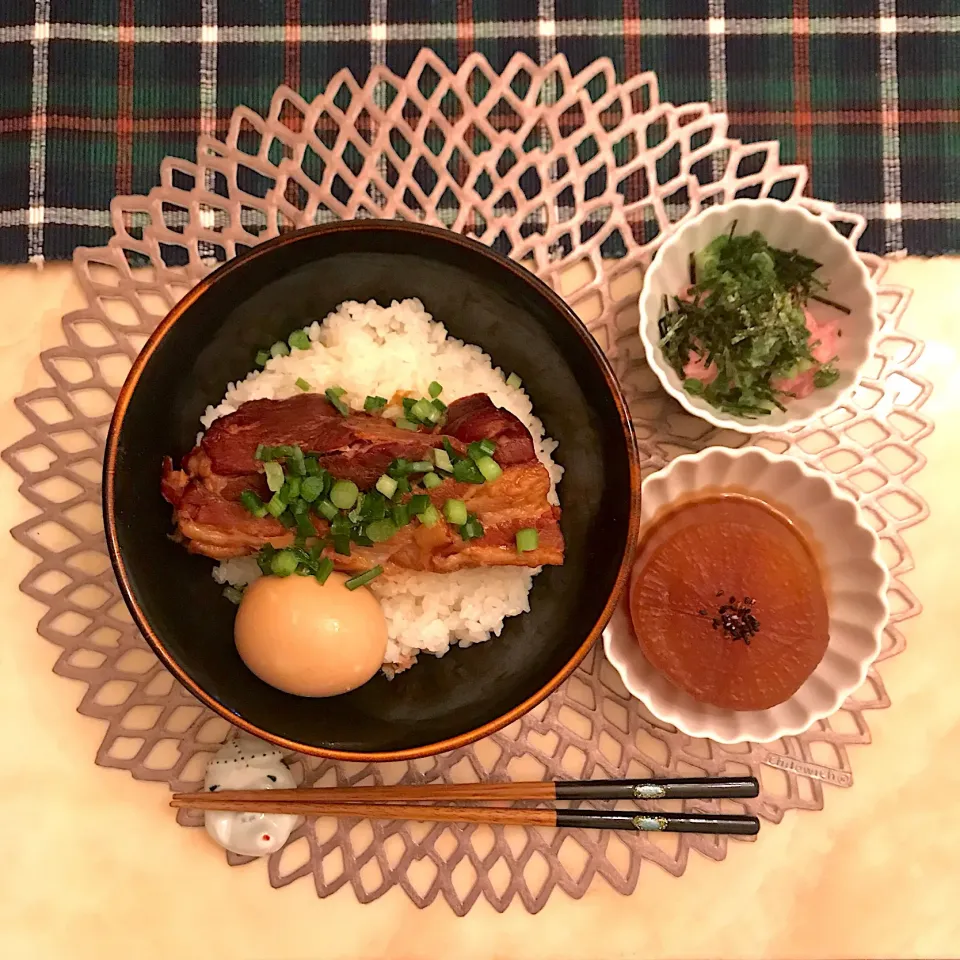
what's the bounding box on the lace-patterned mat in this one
[3,52,932,915]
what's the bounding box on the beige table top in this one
[1,257,958,960]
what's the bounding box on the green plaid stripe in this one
[1,1,958,262]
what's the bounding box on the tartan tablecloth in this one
[1,1,958,264]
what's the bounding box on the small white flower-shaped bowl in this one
[638,199,879,434]
[603,446,889,743]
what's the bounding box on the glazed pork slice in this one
[161,392,564,573]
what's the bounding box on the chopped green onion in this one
[300,475,325,502]
[394,477,411,497]
[395,417,418,432]
[265,492,287,518]
[288,447,306,476]
[314,556,334,585]
[460,514,484,541]
[263,461,284,493]
[270,549,299,577]
[259,443,305,475]
[409,460,433,473]
[295,377,311,392]
[222,585,244,605]
[418,503,440,527]
[387,458,410,479]
[402,397,416,415]
[433,448,454,472]
[443,499,468,526]
[506,372,522,389]
[376,474,398,499]
[279,476,300,502]
[352,531,373,546]
[347,492,366,523]
[407,494,430,515]
[359,491,386,520]
[365,520,398,544]
[429,381,443,398]
[255,350,270,367]
[270,341,290,359]
[476,456,502,482]
[316,498,338,521]
[331,515,352,555]
[288,329,310,351]
[364,395,387,412]
[330,480,359,509]
[442,437,460,459]
[256,546,275,575]
[422,471,442,489]
[304,456,320,476]
[292,502,316,539]
[391,503,410,527]
[240,489,268,518]
[516,528,539,552]
[453,458,484,484]
[344,566,384,590]
[410,398,438,423]
[813,364,840,389]
[325,386,350,416]
[276,510,296,529]
[464,442,497,470]
[291,542,309,562]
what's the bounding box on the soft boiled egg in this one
[234,572,388,697]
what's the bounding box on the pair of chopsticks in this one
[172,776,760,836]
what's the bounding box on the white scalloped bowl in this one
[603,447,888,743]
[638,200,879,433]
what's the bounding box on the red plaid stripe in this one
[116,0,135,198]
[791,0,813,190]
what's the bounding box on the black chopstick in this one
[555,776,759,801]
[557,810,760,835]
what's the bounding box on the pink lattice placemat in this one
[3,52,932,915]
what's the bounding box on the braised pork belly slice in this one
[161,393,564,573]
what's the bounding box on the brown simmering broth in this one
[629,494,829,711]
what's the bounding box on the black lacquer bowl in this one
[104,220,641,760]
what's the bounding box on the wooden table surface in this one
[1,258,958,960]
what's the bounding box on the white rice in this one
[205,298,563,672]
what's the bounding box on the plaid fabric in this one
[1,1,958,263]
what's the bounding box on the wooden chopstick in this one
[172,776,759,807]
[169,797,759,835]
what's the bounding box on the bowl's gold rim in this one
[103,219,642,762]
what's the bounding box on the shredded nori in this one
[658,229,842,417]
